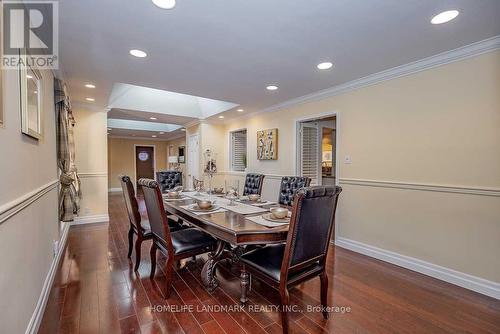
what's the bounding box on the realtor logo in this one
[1,1,59,69]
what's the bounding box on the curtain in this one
[55,79,81,221]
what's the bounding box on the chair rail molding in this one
[78,172,107,178]
[336,237,500,300]
[339,178,500,197]
[0,179,59,225]
[26,221,70,334]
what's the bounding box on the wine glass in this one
[225,180,239,206]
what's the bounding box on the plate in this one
[188,204,220,212]
[262,213,290,224]
[239,199,267,205]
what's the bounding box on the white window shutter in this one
[231,130,247,172]
[300,123,319,185]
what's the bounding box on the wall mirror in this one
[19,51,43,139]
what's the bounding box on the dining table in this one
[163,191,289,297]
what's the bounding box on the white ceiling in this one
[59,0,500,137]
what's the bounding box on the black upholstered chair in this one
[138,178,216,298]
[156,171,182,193]
[278,176,311,207]
[240,186,342,334]
[243,173,265,195]
[120,176,185,271]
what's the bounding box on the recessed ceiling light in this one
[129,49,147,58]
[180,128,186,132]
[85,97,95,102]
[218,115,225,119]
[317,62,333,70]
[85,83,96,88]
[159,132,165,134]
[431,10,459,24]
[152,135,157,138]
[237,108,244,112]
[152,0,176,9]
[149,117,157,120]
[266,85,278,91]
[107,128,111,131]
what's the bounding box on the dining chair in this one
[239,186,342,334]
[120,175,186,271]
[243,173,265,195]
[156,171,182,193]
[138,178,216,298]
[278,176,311,207]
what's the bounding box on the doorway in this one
[135,145,155,193]
[296,114,337,186]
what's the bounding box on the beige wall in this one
[204,50,500,283]
[73,107,109,218]
[0,68,60,333]
[108,136,186,189]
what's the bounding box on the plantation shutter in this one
[231,130,247,172]
[300,123,320,185]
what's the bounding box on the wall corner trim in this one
[25,222,70,334]
[335,237,500,300]
[72,214,110,225]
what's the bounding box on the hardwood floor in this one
[38,193,500,334]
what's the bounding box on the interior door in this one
[135,146,155,193]
[299,122,320,185]
[187,134,200,189]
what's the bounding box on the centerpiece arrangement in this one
[203,149,217,195]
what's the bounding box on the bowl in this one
[270,207,288,219]
[213,187,224,194]
[248,194,261,202]
[166,191,181,198]
[197,200,213,210]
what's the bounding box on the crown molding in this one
[108,135,173,141]
[230,35,500,123]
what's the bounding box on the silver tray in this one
[262,213,290,224]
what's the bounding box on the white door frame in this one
[133,144,157,190]
[294,111,339,186]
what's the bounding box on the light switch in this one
[344,155,352,164]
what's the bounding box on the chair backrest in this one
[281,186,342,276]
[119,175,142,230]
[278,176,311,206]
[243,173,265,195]
[156,171,182,193]
[137,178,173,252]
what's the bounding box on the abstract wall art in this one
[257,128,278,160]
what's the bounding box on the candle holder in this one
[203,149,217,196]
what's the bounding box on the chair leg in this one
[320,271,329,319]
[279,288,290,334]
[150,244,157,279]
[240,265,249,304]
[127,228,134,258]
[164,257,175,299]
[134,236,143,271]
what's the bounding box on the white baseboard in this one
[335,237,500,300]
[25,222,70,334]
[72,214,109,225]
[108,188,122,193]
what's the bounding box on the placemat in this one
[179,204,227,216]
[247,215,289,228]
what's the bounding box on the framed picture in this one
[257,128,278,160]
[19,51,43,139]
[178,145,185,163]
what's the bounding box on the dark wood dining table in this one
[163,195,288,295]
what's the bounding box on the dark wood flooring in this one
[38,193,500,334]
